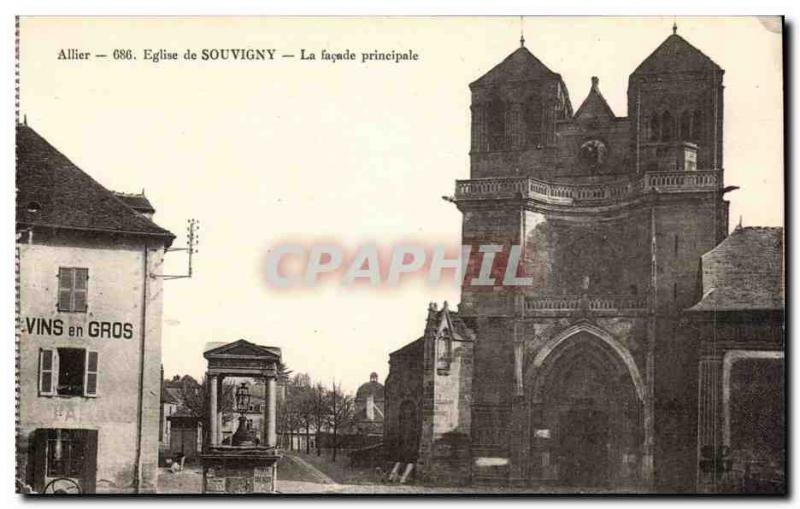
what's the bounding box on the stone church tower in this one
[385,27,734,493]
[453,29,728,491]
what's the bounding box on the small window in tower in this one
[486,97,507,151]
[673,282,678,302]
[674,234,679,255]
[525,99,543,147]
[648,115,660,142]
[692,110,704,143]
[680,111,691,141]
[661,111,674,142]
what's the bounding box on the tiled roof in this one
[471,46,560,87]
[632,33,722,76]
[113,192,155,214]
[16,125,174,242]
[689,227,784,312]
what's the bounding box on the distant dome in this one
[356,373,384,400]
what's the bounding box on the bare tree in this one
[328,381,354,463]
[286,374,315,454]
[311,382,327,456]
[277,372,313,451]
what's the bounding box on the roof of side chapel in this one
[690,227,784,312]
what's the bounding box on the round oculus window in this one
[578,139,608,170]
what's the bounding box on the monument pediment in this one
[204,339,281,361]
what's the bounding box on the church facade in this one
[384,29,784,493]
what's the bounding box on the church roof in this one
[389,336,424,359]
[574,77,616,120]
[471,46,560,87]
[689,227,784,312]
[16,124,174,242]
[632,33,722,76]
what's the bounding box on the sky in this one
[18,16,783,393]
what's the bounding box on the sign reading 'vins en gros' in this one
[23,317,134,339]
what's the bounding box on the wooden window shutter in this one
[39,349,55,396]
[57,268,73,312]
[85,351,98,397]
[57,268,88,312]
[73,268,88,312]
[79,429,98,494]
[29,429,49,493]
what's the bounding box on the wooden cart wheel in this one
[42,477,82,494]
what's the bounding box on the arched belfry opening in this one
[527,328,646,487]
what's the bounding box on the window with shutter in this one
[58,269,73,312]
[39,349,55,396]
[85,351,98,397]
[73,268,88,312]
[57,267,88,312]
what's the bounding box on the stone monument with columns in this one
[200,339,282,494]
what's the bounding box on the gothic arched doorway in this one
[528,329,645,487]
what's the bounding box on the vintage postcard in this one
[13,16,784,495]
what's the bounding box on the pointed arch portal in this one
[525,324,648,487]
